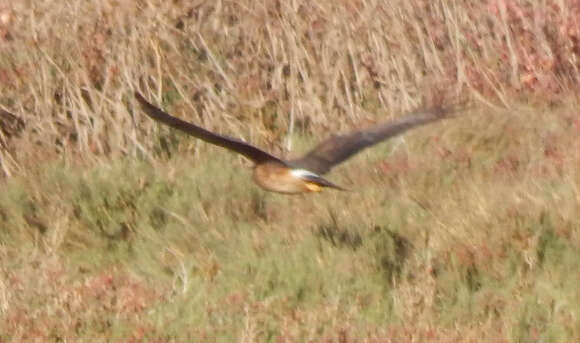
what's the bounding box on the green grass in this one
[1,105,579,341]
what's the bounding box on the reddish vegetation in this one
[2,258,165,342]
[0,0,579,175]
[0,1,579,342]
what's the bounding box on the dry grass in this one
[1,0,579,342]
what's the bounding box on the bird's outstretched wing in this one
[290,107,451,175]
[134,92,284,165]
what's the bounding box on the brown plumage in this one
[134,92,452,194]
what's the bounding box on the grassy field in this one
[1,0,580,342]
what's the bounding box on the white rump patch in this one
[290,169,320,179]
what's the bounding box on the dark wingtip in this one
[134,91,147,104]
[433,98,470,120]
[133,92,159,117]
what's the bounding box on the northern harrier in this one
[134,92,452,194]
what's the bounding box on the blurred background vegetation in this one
[0,0,579,341]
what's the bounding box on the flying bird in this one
[134,92,452,194]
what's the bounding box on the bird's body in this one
[252,161,311,194]
[252,161,344,194]
[134,92,453,194]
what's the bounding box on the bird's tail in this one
[302,174,348,192]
